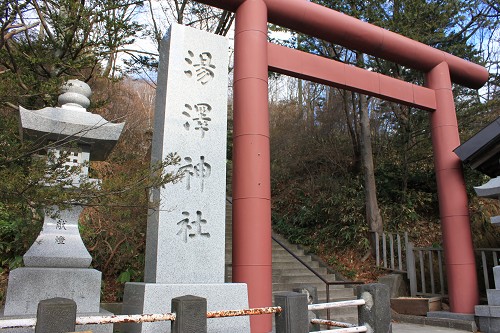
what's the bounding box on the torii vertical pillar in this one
[426,62,479,313]
[233,0,272,332]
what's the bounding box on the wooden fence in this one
[375,231,500,299]
[374,232,408,273]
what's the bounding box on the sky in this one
[117,1,497,102]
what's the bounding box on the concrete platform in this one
[393,312,477,331]
[393,322,474,332]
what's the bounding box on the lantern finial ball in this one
[58,79,92,109]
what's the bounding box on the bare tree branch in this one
[1,22,39,49]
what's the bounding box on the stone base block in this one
[122,282,249,333]
[378,274,409,298]
[488,289,500,306]
[0,308,113,333]
[476,305,500,333]
[494,266,500,289]
[477,316,500,333]
[475,305,500,318]
[4,267,101,316]
[427,311,475,321]
[491,216,500,228]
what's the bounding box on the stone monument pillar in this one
[0,80,124,333]
[122,24,249,333]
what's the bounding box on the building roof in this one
[454,116,500,177]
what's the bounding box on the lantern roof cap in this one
[19,80,124,161]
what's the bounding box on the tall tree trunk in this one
[359,93,383,237]
[355,52,383,251]
[343,90,360,171]
[400,105,411,198]
[297,78,304,123]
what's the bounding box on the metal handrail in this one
[272,235,363,320]
[272,235,364,287]
[272,235,329,284]
[226,197,363,319]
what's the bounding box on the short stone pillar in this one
[35,298,76,333]
[357,283,392,333]
[292,286,319,331]
[1,80,124,333]
[171,295,207,333]
[274,292,309,333]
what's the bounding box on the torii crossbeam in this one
[194,1,489,331]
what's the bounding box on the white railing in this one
[308,299,368,333]
[1,285,388,333]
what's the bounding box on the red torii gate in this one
[196,0,489,331]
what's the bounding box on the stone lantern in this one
[1,80,124,332]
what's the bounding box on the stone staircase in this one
[224,200,358,324]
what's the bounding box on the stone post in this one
[274,292,309,333]
[357,283,392,333]
[292,287,319,331]
[35,298,76,333]
[171,295,207,333]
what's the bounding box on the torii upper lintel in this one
[198,0,488,89]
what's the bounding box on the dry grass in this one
[0,270,8,307]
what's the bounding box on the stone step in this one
[271,242,302,249]
[273,274,337,285]
[226,264,335,281]
[272,282,354,294]
[224,260,321,268]
[224,244,305,254]
[225,253,311,262]
[272,255,313,263]
[317,289,356,301]
[272,266,328,276]
[271,249,306,257]
[272,261,321,270]
[274,285,355,297]
[225,237,302,249]
[225,199,360,324]
[223,275,352,294]
[272,290,355,303]
[225,249,307,258]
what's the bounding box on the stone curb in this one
[392,312,478,332]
